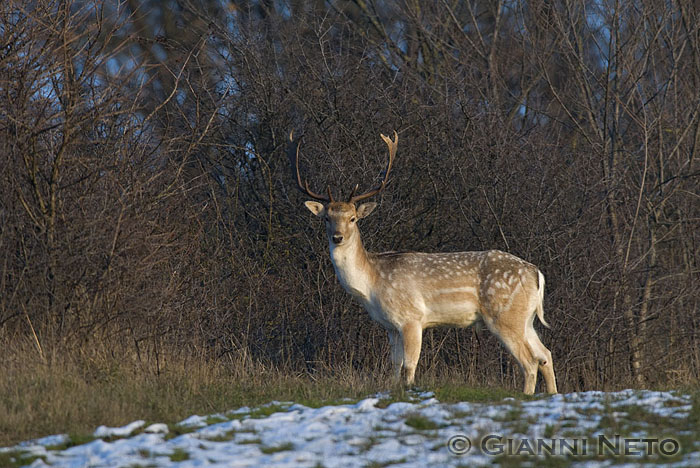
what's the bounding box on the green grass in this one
[374,389,414,409]
[237,437,262,444]
[246,404,293,419]
[201,430,238,442]
[169,448,190,461]
[204,415,229,425]
[0,450,47,468]
[434,384,540,403]
[293,396,361,409]
[365,459,407,468]
[259,442,294,454]
[404,414,441,430]
[689,390,700,425]
[164,424,198,440]
[543,423,557,438]
[44,432,96,450]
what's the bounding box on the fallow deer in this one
[289,131,557,394]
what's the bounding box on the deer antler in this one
[288,131,334,202]
[349,130,398,203]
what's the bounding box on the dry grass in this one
[0,338,387,446]
[4,335,697,448]
[0,336,529,447]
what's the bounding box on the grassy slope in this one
[0,346,384,446]
[2,342,699,451]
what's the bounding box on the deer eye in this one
[350,217,356,223]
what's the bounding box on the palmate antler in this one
[288,130,398,204]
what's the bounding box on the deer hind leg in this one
[482,316,539,394]
[514,341,539,395]
[388,329,404,381]
[495,330,541,395]
[527,331,558,394]
[401,321,422,386]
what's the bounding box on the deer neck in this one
[329,232,376,304]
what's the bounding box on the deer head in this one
[289,131,398,248]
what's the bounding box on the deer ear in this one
[356,202,377,219]
[304,201,325,217]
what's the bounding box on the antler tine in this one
[288,131,331,202]
[349,130,398,203]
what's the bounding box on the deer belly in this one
[425,288,479,328]
[366,303,399,329]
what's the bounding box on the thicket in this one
[1,0,698,394]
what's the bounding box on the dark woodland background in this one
[1,0,698,392]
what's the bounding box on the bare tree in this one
[1,0,697,390]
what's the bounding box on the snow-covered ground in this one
[3,389,699,467]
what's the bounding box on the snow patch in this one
[93,420,145,438]
[6,390,699,467]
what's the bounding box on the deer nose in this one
[332,233,343,244]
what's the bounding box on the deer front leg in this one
[388,329,404,382]
[401,321,423,386]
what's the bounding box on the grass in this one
[365,459,407,468]
[259,442,294,454]
[200,430,237,442]
[0,341,387,447]
[1,337,548,448]
[689,390,700,425]
[434,383,541,403]
[44,433,96,450]
[169,448,190,462]
[246,403,293,419]
[237,437,262,444]
[404,414,441,430]
[0,450,46,468]
[163,424,198,440]
[3,337,699,460]
[204,415,229,425]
